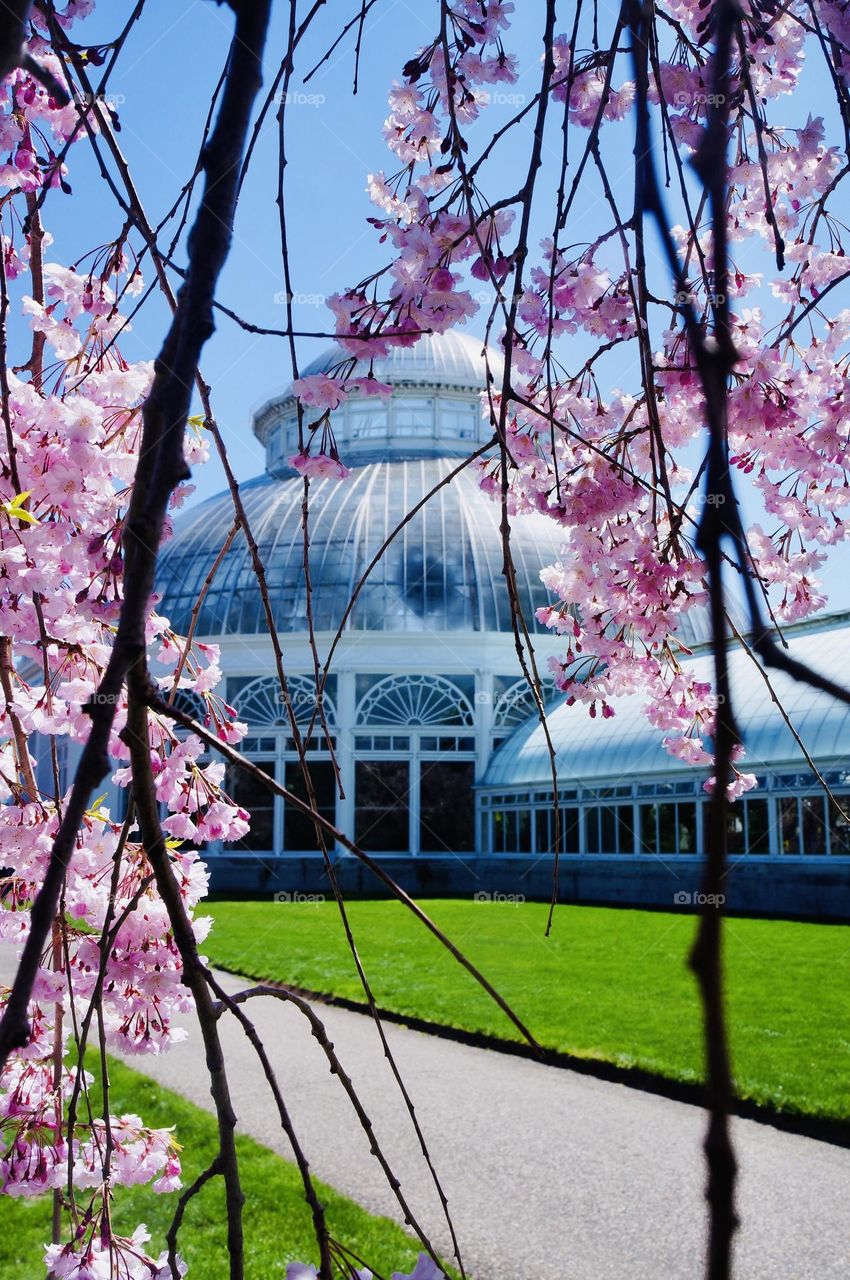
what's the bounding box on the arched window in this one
[168,687,208,723]
[353,675,476,856]
[233,674,336,729]
[223,676,337,857]
[356,674,473,727]
[493,676,560,730]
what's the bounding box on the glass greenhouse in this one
[152,331,850,917]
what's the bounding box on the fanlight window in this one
[167,688,208,739]
[493,677,560,729]
[169,688,207,722]
[234,674,336,729]
[357,674,474,728]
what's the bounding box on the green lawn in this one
[204,899,850,1124]
[2,1057,433,1279]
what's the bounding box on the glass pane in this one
[535,806,552,854]
[658,803,677,855]
[563,807,580,854]
[829,797,850,854]
[492,810,506,853]
[747,798,770,854]
[801,794,827,855]
[284,761,337,852]
[600,805,617,853]
[727,805,745,856]
[517,809,532,853]
[618,805,635,854]
[677,802,697,854]
[640,804,657,853]
[355,760,410,853]
[585,806,600,854]
[702,801,745,857]
[348,402,388,438]
[420,761,475,853]
[780,796,800,855]
[394,396,434,434]
[226,759,275,851]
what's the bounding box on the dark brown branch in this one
[0,0,272,1072]
[166,1154,224,1275]
[123,686,247,1280]
[213,978,449,1276]
[147,692,541,1054]
[627,0,739,1273]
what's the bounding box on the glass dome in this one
[159,329,718,643]
[157,458,568,636]
[253,330,505,472]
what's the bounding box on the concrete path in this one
[112,969,849,1280]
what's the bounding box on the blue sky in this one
[30,0,850,611]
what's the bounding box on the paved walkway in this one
[114,969,849,1279]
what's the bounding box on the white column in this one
[336,670,356,854]
[410,738,420,857]
[475,669,494,852]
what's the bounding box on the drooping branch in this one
[212,977,450,1278]
[122,688,247,1280]
[147,690,542,1054]
[626,0,740,1274]
[0,1,69,102]
[0,0,272,1071]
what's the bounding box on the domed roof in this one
[157,457,565,637]
[252,331,504,446]
[483,616,850,789]
[297,330,503,392]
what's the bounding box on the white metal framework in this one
[233,674,337,729]
[153,333,850,882]
[356,674,474,728]
[480,769,850,859]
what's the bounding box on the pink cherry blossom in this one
[288,450,352,480]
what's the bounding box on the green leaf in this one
[2,492,39,525]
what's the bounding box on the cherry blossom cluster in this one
[292,0,850,790]
[287,1254,442,1280]
[0,10,451,1278]
[0,11,254,1276]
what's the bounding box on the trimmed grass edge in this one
[212,964,850,1150]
